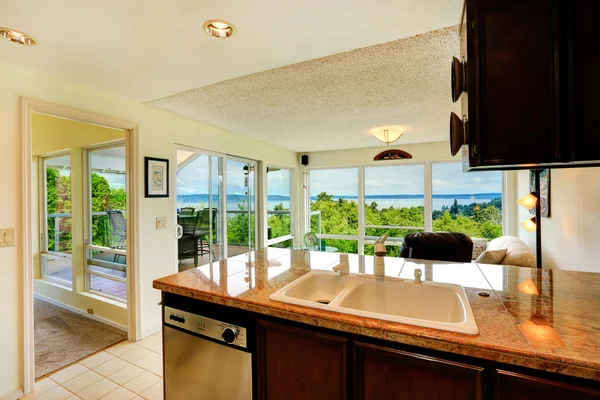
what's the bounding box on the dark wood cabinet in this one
[495,370,600,399]
[256,319,349,400]
[567,0,600,162]
[353,341,485,400]
[458,0,600,170]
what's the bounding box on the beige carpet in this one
[35,297,127,378]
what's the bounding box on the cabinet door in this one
[568,0,600,161]
[256,319,348,400]
[468,0,562,166]
[354,341,484,400]
[496,370,600,399]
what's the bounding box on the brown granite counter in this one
[153,248,600,381]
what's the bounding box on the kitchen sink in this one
[269,270,479,335]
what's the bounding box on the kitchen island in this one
[154,248,600,398]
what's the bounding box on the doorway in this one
[175,147,257,270]
[21,98,140,394]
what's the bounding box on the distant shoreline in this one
[177,193,502,201]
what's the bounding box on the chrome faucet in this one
[373,234,388,277]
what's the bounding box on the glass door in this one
[84,144,128,301]
[176,149,225,267]
[225,157,256,258]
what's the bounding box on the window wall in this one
[308,162,503,255]
[266,167,294,248]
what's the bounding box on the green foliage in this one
[267,202,292,248]
[46,170,127,251]
[307,193,503,254]
[227,200,255,246]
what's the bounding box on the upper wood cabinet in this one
[456,0,600,170]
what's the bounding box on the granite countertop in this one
[153,248,600,381]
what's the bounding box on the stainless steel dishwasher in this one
[163,294,254,399]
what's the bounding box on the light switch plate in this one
[0,228,15,247]
[156,217,167,230]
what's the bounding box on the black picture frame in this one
[145,157,169,198]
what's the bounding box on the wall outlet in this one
[87,307,94,315]
[156,217,167,230]
[0,228,15,247]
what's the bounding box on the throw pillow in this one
[471,238,489,260]
[475,249,507,264]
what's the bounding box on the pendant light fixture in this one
[371,126,403,145]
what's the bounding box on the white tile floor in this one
[21,331,163,400]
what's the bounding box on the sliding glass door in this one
[176,148,256,268]
[226,158,256,255]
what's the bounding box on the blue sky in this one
[310,163,502,197]
[178,157,502,197]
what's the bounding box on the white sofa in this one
[471,236,536,268]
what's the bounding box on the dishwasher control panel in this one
[164,306,247,349]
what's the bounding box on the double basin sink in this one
[269,270,479,335]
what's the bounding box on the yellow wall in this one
[32,113,125,155]
[517,168,600,271]
[0,57,298,397]
[31,114,128,328]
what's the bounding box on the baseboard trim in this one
[142,326,162,339]
[1,388,24,400]
[34,293,127,332]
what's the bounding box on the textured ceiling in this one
[148,26,460,152]
[0,0,462,102]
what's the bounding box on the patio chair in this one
[196,208,217,256]
[179,207,195,215]
[106,210,126,263]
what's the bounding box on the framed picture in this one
[145,157,169,198]
[529,169,550,218]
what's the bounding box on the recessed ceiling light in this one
[0,28,36,46]
[203,19,236,39]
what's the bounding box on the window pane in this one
[309,168,359,236]
[318,239,358,254]
[226,160,255,248]
[45,156,72,254]
[364,165,425,244]
[267,168,292,241]
[432,163,503,239]
[90,147,127,248]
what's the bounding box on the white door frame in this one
[21,97,141,394]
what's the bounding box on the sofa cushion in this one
[475,249,507,264]
[400,232,474,263]
[486,236,536,268]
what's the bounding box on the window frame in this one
[266,164,295,247]
[83,142,128,302]
[306,161,505,255]
[39,151,74,287]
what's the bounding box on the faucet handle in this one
[414,268,423,284]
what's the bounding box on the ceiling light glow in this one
[203,20,236,38]
[0,28,36,46]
